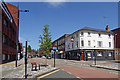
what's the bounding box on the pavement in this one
[0,58,57,79]
[57,59,120,71]
[1,58,120,80]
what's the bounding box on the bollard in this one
[39,64,40,70]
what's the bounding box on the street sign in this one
[17,53,20,60]
[53,47,57,50]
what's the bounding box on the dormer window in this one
[88,32,90,35]
[81,32,84,36]
[108,34,111,38]
[98,33,101,37]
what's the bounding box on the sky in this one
[10,2,118,49]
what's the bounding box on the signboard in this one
[60,51,63,53]
[53,47,57,50]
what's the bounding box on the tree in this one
[27,45,32,53]
[39,51,44,56]
[35,50,38,55]
[39,24,52,65]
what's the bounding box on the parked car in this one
[42,56,46,59]
[47,56,51,59]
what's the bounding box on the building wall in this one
[0,7,2,64]
[52,34,69,58]
[112,28,120,60]
[65,29,114,60]
[1,2,18,63]
[65,31,114,51]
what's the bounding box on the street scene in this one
[0,0,120,80]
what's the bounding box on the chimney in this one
[106,25,109,31]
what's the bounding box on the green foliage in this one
[27,45,32,53]
[39,51,44,56]
[35,50,38,54]
[39,24,52,55]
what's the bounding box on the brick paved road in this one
[29,58,120,80]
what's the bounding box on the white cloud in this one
[47,2,64,7]
[45,0,66,2]
[44,0,66,7]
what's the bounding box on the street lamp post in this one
[53,47,57,67]
[15,4,29,67]
[115,34,117,50]
[114,34,117,59]
[71,36,74,60]
[25,41,28,79]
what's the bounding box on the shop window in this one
[87,52,91,58]
[108,53,112,57]
[97,52,102,56]
[2,54,6,60]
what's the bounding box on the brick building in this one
[111,27,120,60]
[52,34,69,59]
[1,2,18,63]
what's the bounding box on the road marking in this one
[37,69,60,79]
[77,76,80,78]
[68,72,72,75]
[1,63,23,66]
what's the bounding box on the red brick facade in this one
[112,28,120,60]
[1,2,18,63]
[52,34,69,58]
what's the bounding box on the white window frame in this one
[88,40,91,46]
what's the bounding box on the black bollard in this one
[39,64,40,70]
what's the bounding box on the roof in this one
[67,26,113,37]
[81,27,112,33]
[111,27,120,31]
[52,34,69,43]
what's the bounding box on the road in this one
[38,70,80,80]
[29,58,120,80]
